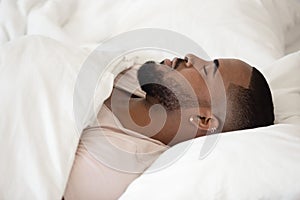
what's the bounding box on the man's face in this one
[137,54,253,144]
[137,54,253,111]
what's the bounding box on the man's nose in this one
[185,53,207,68]
[184,53,196,67]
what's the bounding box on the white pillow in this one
[121,124,300,200]
[121,126,300,200]
[264,50,300,124]
[2,0,299,67]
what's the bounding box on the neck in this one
[104,88,153,135]
[103,88,189,145]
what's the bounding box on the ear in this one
[197,114,219,131]
[189,108,220,132]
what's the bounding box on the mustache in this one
[144,60,156,65]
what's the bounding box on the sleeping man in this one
[64,54,274,199]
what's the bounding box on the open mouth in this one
[160,57,187,70]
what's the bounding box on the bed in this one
[0,0,300,199]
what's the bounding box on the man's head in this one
[137,54,274,144]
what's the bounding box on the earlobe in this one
[209,115,219,129]
[206,115,219,133]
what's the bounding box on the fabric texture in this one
[64,105,167,200]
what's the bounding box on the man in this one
[64,54,274,199]
[105,53,274,145]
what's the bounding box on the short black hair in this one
[224,67,274,131]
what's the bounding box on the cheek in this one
[182,72,211,103]
[164,111,201,144]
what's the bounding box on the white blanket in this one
[0,36,89,199]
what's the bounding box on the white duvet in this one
[0,36,89,199]
[0,0,300,199]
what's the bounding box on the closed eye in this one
[213,59,219,76]
[203,65,208,76]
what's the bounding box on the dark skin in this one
[103,54,253,145]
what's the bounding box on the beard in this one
[137,61,197,111]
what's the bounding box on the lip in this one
[161,58,172,67]
[161,57,185,70]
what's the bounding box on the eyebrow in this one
[213,59,219,67]
[203,65,208,75]
[213,59,219,76]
